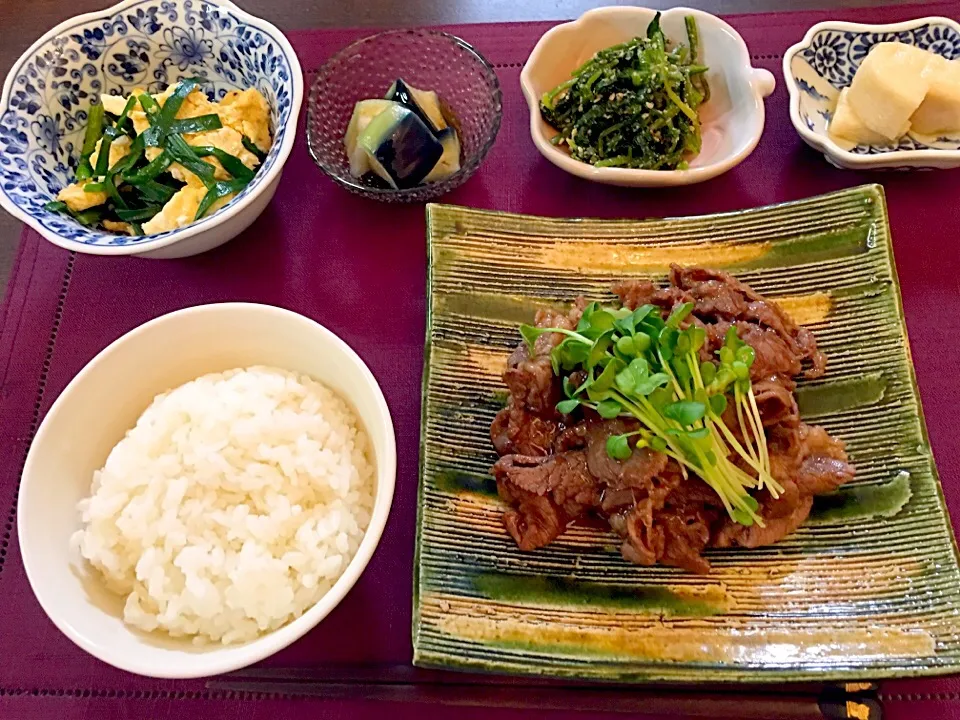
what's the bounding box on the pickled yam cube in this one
[910,55,960,135]
[846,42,936,140]
[828,88,891,146]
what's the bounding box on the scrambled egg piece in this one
[217,89,272,153]
[102,219,132,235]
[141,185,207,234]
[57,182,108,212]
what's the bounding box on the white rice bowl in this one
[71,365,375,645]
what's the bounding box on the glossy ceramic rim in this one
[782,16,960,167]
[18,303,397,678]
[520,6,776,187]
[305,29,502,202]
[0,0,304,256]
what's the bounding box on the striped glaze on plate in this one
[412,184,960,682]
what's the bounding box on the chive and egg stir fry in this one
[540,13,709,171]
[46,78,272,235]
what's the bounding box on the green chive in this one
[75,158,94,181]
[80,103,105,157]
[116,94,139,132]
[110,135,145,177]
[242,135,267,162]
[44,200,68,213]
[194,177,246,220]
[103,174,127,209]
[165,133,216,186]
[157,78,204,127]
[136,179,178,204]
[124,150,174,185]
[72,208,102,226]
[193,146,254,181]
[116,205,163,222]
[169,114,222,135]
[94,126,121,176]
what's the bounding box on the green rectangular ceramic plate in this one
[413,184,960,682]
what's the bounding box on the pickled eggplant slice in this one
[424,127,461,183]
[385,79,446,134]
[345,99,397,177]
[358,103,443,189]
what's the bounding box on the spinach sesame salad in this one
[540,13,710,171]
[44,78,273,236]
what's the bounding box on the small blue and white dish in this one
[0,0,302,258]
[783,17,960,170]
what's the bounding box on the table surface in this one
[0,0,935,294]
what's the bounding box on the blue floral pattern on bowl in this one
[0,0,296,247]
[788,20,960,161]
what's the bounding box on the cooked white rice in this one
[72,366,375,644]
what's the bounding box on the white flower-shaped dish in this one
[0,0,303,258]
[520,6,775,187]
[784,17,960,170]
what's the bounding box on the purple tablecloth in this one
[3,4,960,718]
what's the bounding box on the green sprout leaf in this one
[662,400,706,426]
[552,336,591,373]
[700,360,717,384]
[606,434,632,460]
[658,326,679,361]
[666,301,695,329]
[591,357,623,394]
[687,326,706,353]
[583,309,616,338]
[576,302,599,331]
[596,399,623,419]
[557,398,580,415]
[725,325,740,347]
[615,335,636,356]
[615,366,636,395]
[635,372,669,396]
[587,332,614,369]
[732,360,750,381]
[709,393,727,415]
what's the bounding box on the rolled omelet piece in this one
[829,88,891,146]
[910,55,960,135]
[847,42,936,140]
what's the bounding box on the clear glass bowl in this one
[307,30,502,202]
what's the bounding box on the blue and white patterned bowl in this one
[0,0,302,257]
[783,17,960,170]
